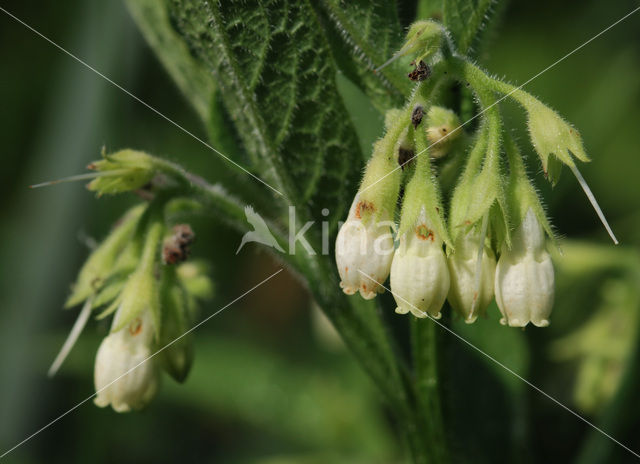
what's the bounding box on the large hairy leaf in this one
[167,0,362,228]
[314,0,410,111]
[443,0,502,55]
[124,0,215,122]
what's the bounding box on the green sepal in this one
[177,261,215,301]
[448,125,487,231]
[398,126,451,248]
[91,276,127,311]
[110,219,164,338]
[504,135,557,249]
[86,149,156,195]
[399,20,444,63]
[448,122,502,243]
[159,266,194,383]
[65,204,146,308]
[511,91,589,186]
[358,128,403,224]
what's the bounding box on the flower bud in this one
[65,205,145,308]
[87,149,155,195]
[447,230,496,323]
[94,308,160,412]
[521,97,588,185]
[494,209,554,327]
[390,209,449,318]
[425,106,461,159]
[335,196,395,299]
[401,20,443,63]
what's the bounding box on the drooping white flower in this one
[447,229,496,323]
[335,196,395,299]
[494,209,554,327]
[94,308,160,412]
[390,208,449,318]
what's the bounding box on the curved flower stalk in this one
[391,126,451,319]
[495,208,554,327]
[447,55,618,245]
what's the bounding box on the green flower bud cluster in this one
[86,149,156,196]
[335,19,618,329]
[50,192,213,412]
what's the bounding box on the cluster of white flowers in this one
[337,203,555,328]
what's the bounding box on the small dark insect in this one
[411,105,424,129]
[163,224,195,265]
[398,147,415,170]
[408,60,430,82]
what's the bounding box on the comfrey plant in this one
[336,20,616,329]
[34,1,633,462]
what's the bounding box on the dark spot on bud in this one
[355,201,375,219]
[408,60,430,82]
[398,147,415,170]
[129,317,143,336]
[416,224,434,241]
[411,105,424,129]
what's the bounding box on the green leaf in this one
[168,0,362,227]
[124,0,216,123]
[314,0,410,111]
[443,0,500,55]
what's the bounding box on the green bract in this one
[87,149,156,195]
[519,94,590,185]
[65,204,146,308]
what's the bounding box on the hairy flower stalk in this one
[448,55,618,244]
[391,126,451,318]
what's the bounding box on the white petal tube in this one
[335,196,395,299]
[94,309,159,412]
[390,211,449,318]
[447,230,496,323]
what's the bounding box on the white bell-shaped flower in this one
[495,209,554,327]
[335,196,395,299]
[390,208,449,318]
[447,229,496,323]
[94,308,160,412]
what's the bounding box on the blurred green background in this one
[1,0,639,463]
